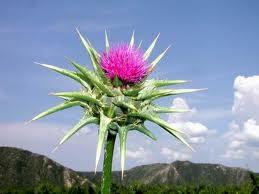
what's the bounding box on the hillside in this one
[82,161,253,186]
[0,147,95,191]
[0,146,257,191]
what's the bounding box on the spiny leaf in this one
[36,63,91,90]
[129,112,193,150]
[59,114,99,145]
[166,130,194,151]
[76,28,98,66]
[118,126,129,178]
[153,105,189,113]
[113,101,137,111]
[143,33,160,60]
[122,86,142,96]
[30,101,80,122]
[68,59,115,97]
[51,91,103,106]
[129,30,135,48]
[76,28,109,83]
[149,45,171,72]
[128,112,184,134]
[137,88,205,100]
[146,79,190,88]
[95,112,112,172]
[138,40,143,49]
[105,29,109,52]
[132,124,157,140]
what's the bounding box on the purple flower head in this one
[100,43,149,85]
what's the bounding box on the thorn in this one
[24,120,32,125]
[121,171,124,180]
[76,27,80,34]
[195,88,208,92]
[34,61,42,65]
[132,30,135,36]
[190,146,195,152]
[51,146,59,153]
[48,92,55,96]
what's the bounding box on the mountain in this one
[0,146,256,190]
[0,147,95,191]
[81,161,253,186]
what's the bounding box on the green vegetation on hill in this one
[1,180,259,194]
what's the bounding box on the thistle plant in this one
[30,29,203,194]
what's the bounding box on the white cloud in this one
[168,97,212,144]
[221,149,245,160]
[161,147,191,161]
[168,97,196,122]
[243,119,259,141]
[232,75,259,121]
[229,140,244,149]
[222,75,259,161]
[126,147,152,163]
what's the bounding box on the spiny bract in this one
[30,29,204,178]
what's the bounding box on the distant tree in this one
[34,183,60,194]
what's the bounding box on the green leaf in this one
[145,79,190,88]
[112,76,123,87]
[118,126,129,178]
[131,124,157,140]
[30,101,80,122]
[129,112,184,134]
[36,63,91,90]
[143,34,160,60]
[137,88,205,100]
[149,45,171,72]
[129,112,193,150]
[59,114,99,145]
[68,59,115,97]
[95,112,112,172]
[129,30,135,48]
[122,86,142,96]
[168,130,194,151]
[153,105,189,113]
[105,29,109,52]
[51,91,103,107]
[76,28,109,83]
[113,100,137,111]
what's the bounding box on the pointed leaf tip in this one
[118,126,128,180]
[51,146,59,153]
[129,30,135,48]
[30,101,80,122]
[137,40,143,49]
[143,33,160,60]
[24,120,32,125]
[150,45,171,72]
[105,29,109,52]
[34,61,42,65]
[59,115,98,146]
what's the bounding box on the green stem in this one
[101,131,116,194]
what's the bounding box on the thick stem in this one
[101,131,116,194]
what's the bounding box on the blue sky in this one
[1,1,259,172]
